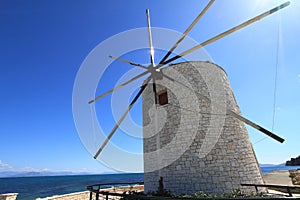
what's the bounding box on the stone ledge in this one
[36,191,90,200]
[0,193,18,200]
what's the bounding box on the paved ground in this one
[263,170,293,186]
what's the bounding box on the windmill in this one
[88,0,289,195]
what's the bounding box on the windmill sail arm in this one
[88,71,149,104]
[146,9,155,66]
[152,78,158,104]
[227,110,285,143]
[109,55,148,69]
[94,80,150,159]
[158,0,215,64]
[159,1,290,67]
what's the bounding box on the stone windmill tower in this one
[143,61,266,194]
[89,0,288,195]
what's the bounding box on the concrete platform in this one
[263,170,300,197]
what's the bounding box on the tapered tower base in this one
[143,61,264,195]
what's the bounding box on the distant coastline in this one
[1,166,300,200]
[0,170,117,178]
[0,163,299,178]
[0,164,294,178]
[0,171,91,178]
[1,166,300,199]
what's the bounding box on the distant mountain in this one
[0,171,91,178]
[259,163,285,167]
[0,171,19,177]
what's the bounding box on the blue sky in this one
[0,0,299,174]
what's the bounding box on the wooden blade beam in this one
[158,1,290,67]
[146,9,155,67]
[161,73,284,143]
[152,78,158,105]
[94,80,150,159]
[88,71,149,104]
[158,0,215,64]
[161,73,175,82]
[227,110,285,143]
[109,55,148,69]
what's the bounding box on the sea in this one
[0,166,299,200]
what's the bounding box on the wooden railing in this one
[87,182,144,200]
[241,183,300,197]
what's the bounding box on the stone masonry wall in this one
[143,61,264,195]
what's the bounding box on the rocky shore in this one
[286,156,300,166]
[36,185,144,200]
[289,169,300,185]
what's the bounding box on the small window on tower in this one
[158,89,168,105]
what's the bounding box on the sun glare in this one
[150,49,154,56]
[250,0,287,11]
